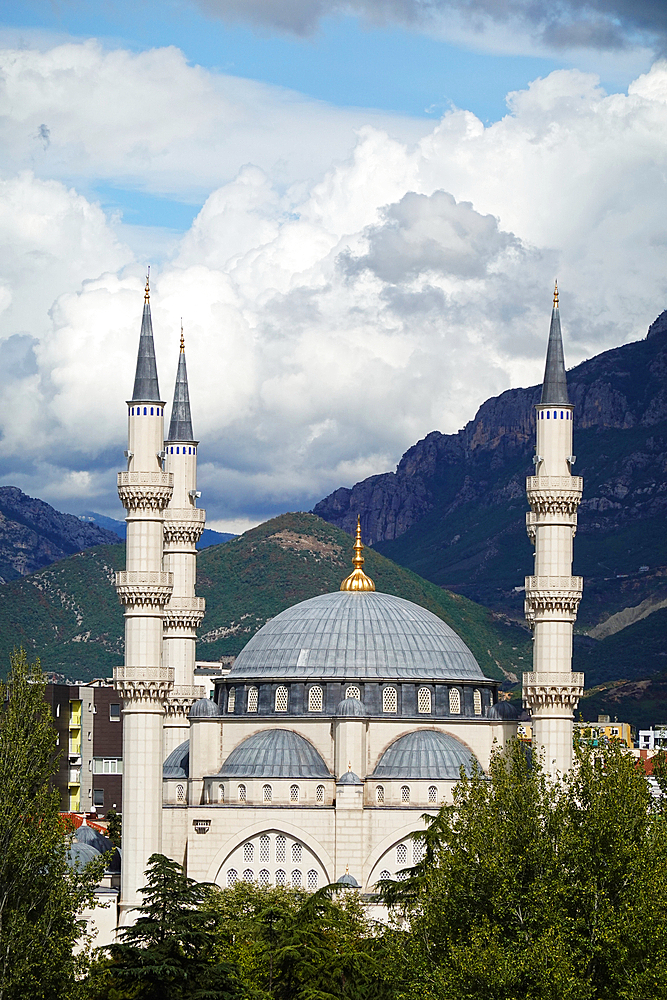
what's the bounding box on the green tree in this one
[0,648,105,1000]
[88,854,241,1000]
[105,807,122,847]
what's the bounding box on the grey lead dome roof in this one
[372,730,479,779]
[228,591,484,681]
[218,729,331,778]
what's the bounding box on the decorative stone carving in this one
[117,471,173,511]
[163,521,205,545]
[163,596,206,632]
[113,664,174,702]
[522,671,584,711]
[164,684,206,717]
[115,570,173,607]
[524,575,583,625]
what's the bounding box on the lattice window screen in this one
[473,689,482,716]
[247,687,258,713]
[449,688,461,714]
[308,686,323,711]
[417,687,432,713]
[345,685,361,701]
[382,687,397,713]
[275,686,289,712]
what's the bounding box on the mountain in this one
[314,311,667,638]
[79,510,236,549]
[0,512,532,685]
[0,487,119,582]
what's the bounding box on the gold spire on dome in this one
[553,279,559,309]
[144,266,150,304]
[180,318,185,353]
[340,515,375,592]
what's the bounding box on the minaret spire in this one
[540,280,569,405]
[132,269,160,401]
[340,516,375,592]
[166,322,194,442]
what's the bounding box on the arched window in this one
[291,870,302,888]
[428,785,437,803]
[243,869,254,882]
[401,785,410,803]
[473,689,482,716]
[413,839,425,862]
[376,785,385,805]
[263,784,272,803]
[227,688,236,713]
[238,783,246,802]
[308,685,323,712]
[247,686,258,713]
[396,843,408,865]
[218,783,224,803]
[275,869,286,886]
[292,843,302,863]
[259,869,270,886]
[259,835,270,862]
[379,870,392,882]
[275,686,288,712]
[227,869,238,887]
[276,836,286,862]
[307,870,318,890]
[449,688,461,715]
[290,784,299,803]
[382,687,398,713]
[417,687,431,713]
[316,784,325,803]
[176,783,184,802]
[345,685,361,701]
[244,842,254,863]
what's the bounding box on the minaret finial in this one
[144,266,150,304]
[180,318,184,353]
[553,279,559,309]
[340,515,375,591]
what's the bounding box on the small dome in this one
[219,729,330,778]
[486,701,520,721]
[189,698,221,718]
[67,841,100,870]
[107,847,121,873]
[337,769,363,785]
[336,697,366,717]
[373,730,479,780]
[75,823,113,854]
[163,740,190,778]
[336,872,360,887]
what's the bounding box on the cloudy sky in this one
[1,1,666,531]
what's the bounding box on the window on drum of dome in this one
[238,784,246,803]
[292,843,302,863]
[417,687,431,713]
[259,835,270,862]
[396,843,408,865]
[428,785,437,803]
[383,687,397,713]
[290,784,299,803]
[227,688,236,713]
[401,785,410,804]
[473,689,482,716]
[247,687,258,713]
[263,784,272,803]
[308,685,323,712]
[376,785,385,805]
[307,870,318,890]
[276,836,286,862]
[176,784,184,802]
[244,843,254,863]
[259,869,270,887]
[218,783,224,803]
[316,784,325,803]
[275,686,288,712]
[345,685,361,701]
[275,869,286,886]
[291,870,302,888]
[449,688,461,714]
[227,869,238,887]
[243,869,253,883]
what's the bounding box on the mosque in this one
[113,278,583,922]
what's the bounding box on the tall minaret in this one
[114,276,174,921]
[162,325,206,756]
[522,283,584,778]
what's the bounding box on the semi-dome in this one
[163,740,190,778]
[75,823,113,854]
[228,591,484,681]
[218,729,331,779]
[486,700,520,721]
[190,697,221,719]
[336,697,366,717]
[372,730,479,779]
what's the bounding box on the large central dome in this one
[228,591,484,681]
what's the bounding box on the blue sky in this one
[0,0,665,529]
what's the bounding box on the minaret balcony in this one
[522,671,585,712]
[117,471,174,512]
[163,507,206,545]
[524,575,583,625]
[115,570,173,607]
[526,475,583,515]
[526,510,578,541]
[163,596,206,632]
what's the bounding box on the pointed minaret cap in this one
[540,280,570,406]
[132,269,161,401]
[340,516,375,592]
[166,320,195,441]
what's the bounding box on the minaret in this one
[162,324,206,756]
[523,283,584,778]
[114,275,174,921]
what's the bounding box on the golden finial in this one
[144,266,150,304]
[180,318,184,353]
[345,864,349,874]
[348,761,352,771]
[553,279,559,309]
[340,515,375,592]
